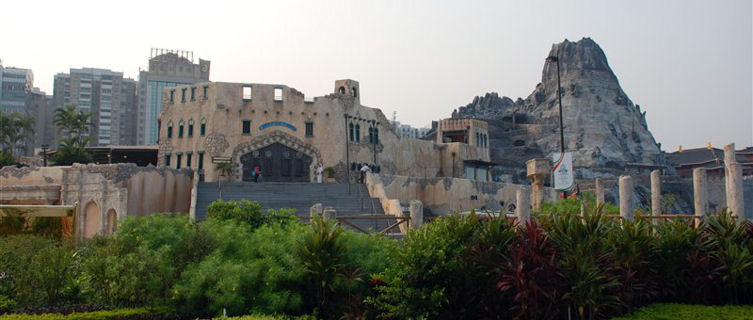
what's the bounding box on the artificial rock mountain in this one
[452,37,666,180]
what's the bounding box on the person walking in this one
[360,163,371,184]
[316,163,324,183]
[254,165,262,183]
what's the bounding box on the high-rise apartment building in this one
[137,49,210,145]
[26,88,55,149]
[0,59,34,115]
[53,68,138,146]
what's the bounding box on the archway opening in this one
[240,143,313,182]
[106,209,117,235]
[83,201,101,238]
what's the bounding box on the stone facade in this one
[0,164,193,238]
[157,79,490,183]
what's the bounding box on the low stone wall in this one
[367,173,556,216]
[364,173,406,232]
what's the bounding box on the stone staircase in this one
[195,182,401,234]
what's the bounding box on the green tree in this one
[0,112,35,156]
[52,104,92,165]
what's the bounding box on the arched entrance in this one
[106,209,117,235]
[83,201,101,238]
[241,143,313,182]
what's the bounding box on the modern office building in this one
[137,49,210,145]
[0,59,34,115]
[53,68,137,146]
[26,88,55,150]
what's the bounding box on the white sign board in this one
[552,152,574,191]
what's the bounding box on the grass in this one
[611,303,753,320]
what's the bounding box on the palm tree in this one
[54,104,91,146]
[0,112,35,156]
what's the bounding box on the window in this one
[305,122,314,137]
[178,120,184,138]
[167,121,173,138]
[169,90,175,103]
[181,88,187,102]
[165,154,171,167]
[198,152,204,170]
[374,128,379,144]
[274,88,283,101]
[188,119,194,137]
[176,154,182,169]
[242,120,251,135]
[352,87,358,98]
[242,86,252,100]
[190,87,196,101]
[368,127,373,144]
[200,119,206,136]
[157,120,161,143]
[355,124,360,142]
[338,86,345,94]
[203,86,209,99]
[349,123,354,141]
[186,153,192,168]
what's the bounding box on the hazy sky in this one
[2,0,751,150]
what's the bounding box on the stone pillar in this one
[322,207,337,221]
[515,187,531,226]
[309,203,323,218]
[650,170,662,223]
[526,158,550,212]
[409,200,423,229]
[619,175,634,221]
[724,143,745,220]
[595,178,605,208]
[693,168,708,224]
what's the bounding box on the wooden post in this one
[619,175,634,221]
[724,143,745,220]
[409,200,423,229]
[650,170,662,224]
[595,178,605,208]
[693,168,708,226]
[515,187,531,226]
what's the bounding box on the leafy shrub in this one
[207,200,297,230]
[610,303,753,320]
[0,307,172,320]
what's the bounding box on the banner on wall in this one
[552,152,574,191]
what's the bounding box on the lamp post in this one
[546,56,565,154]
[41,144,49,167]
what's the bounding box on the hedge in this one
[0,308,170,320]
[611,303,753,320]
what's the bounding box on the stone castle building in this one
[157,79,492,183]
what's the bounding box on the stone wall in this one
[1,163,193,238]
[366,173,556,216]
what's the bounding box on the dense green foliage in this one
[2,200,753,319]
[539,192,619,215]
[51,104,92,165]
[0,112,34,157]
[0,308,171,320]
[610,303,753,320]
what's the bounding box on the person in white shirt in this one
[360,163,371,183]
[316,163,324,183]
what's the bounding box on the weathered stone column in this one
[650,170,662,223]
[724,143,745,220]
[595,178,605,208]
[515,187,531,226]
[693,168,708,224]
[309,203,323,218]
[409,200,423,229]
[619,175,634,221]
[526,158,550,212]
[322,207,337,221]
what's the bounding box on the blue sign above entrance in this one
[259,121,297,132]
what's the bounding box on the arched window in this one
[200,118,207,136]
[352,87,358,98]
[338,86,346,94]
[349,123,354,141]
[374,128,379,144]
[187,119,194,137]
[368,127,374,144]
[167,121,173,138]
[178,120,185,138]
[476,132,480,146]
[355,124,360,142]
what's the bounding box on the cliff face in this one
[453,38,666,178]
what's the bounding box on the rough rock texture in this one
[453,38,667,179]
